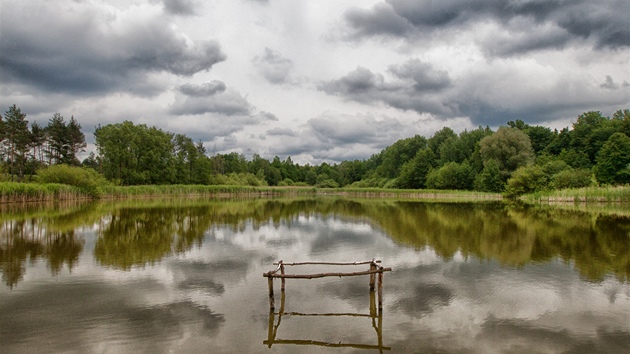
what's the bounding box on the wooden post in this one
[280,260,285,292]
[369,288,376,319]
[267,308,275,348]
[369,259,376,291]
[268,274,275,309]
[377,266,383,309]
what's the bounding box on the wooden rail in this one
[263,259,392,310]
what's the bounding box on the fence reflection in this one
[264,290,390,352]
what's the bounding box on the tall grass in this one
[0,182,86,203]
[99,184,316,199]
[522,185,630,203]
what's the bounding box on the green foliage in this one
[397,148,437,189]
[316,179,340,188]
[426,161,474,190]
[37,164,110,197]
[594,132,630,185]
[371,135,427,179]
[474,159,504,192]
[0,181,85,202]
[550,168,594,190]
[46,114,86,165]
[94,121,176,185]
[278,178,294,186]
[504,165,548,197]
[479,127,534,178]
[1,105,30,181]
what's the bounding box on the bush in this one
[217,172,267,186]
[278,178,295,186]
[504,165,548,197]
[426,162,474,190]
[550,168,594,190]
[37,164,110,197]
[316,179,340,188]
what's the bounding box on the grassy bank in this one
[0,182,88,203]
[521,185,630,203]
[0,182,504,204]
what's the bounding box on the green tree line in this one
[0,105,86,181]
[2,105,629,194]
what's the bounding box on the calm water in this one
[1,197,629,353]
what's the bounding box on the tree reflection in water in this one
[1,197,629,288]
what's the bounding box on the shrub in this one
[550,168,594,190]
[504,165,548,197]
[317,179,340,188]
[37,164,110,197]
[426,162,474,190]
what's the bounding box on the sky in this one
[1,0,629,165]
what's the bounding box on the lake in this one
[1,197,629,353]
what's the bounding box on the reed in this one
[0,182,87,203]
[522,185,630,203]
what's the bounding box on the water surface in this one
[1,197,629,353]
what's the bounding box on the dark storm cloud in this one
[319,63,453,116]
[345,0,629,54]
[267,127,299,137]
[344,2,414,38]
[320,58,628,126]
[169,82,252,116]
[253,48,294,84]
[160,0,199,15]
[388,59,451,92]
[0,1,225,96]
[179,81,227,96]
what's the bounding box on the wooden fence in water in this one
[263,259,392,309]
[262,259,393,351]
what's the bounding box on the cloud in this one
[388,59,452,92]
[0,1,225,96]
[344,2,414,39]
[253,48,294,84]
[344,0,630,55]
[319,57,629,127]
[318,63,453,116]
[600,75,620,90]
[178,81,227,96]
[266,127,298,137]
[255,111,279,121]
[169,82,251,116]
[159,0,199,15]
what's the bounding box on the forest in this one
[1,104,629,196]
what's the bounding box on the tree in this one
[426,161,474,190]
[398,148,437,189]
[67,116,86,165]
[94,121,175,185]
[474,159,504,192]
[570,111,617,166]
[45,114,86,165]
[428,127,456,156]
[46,113,68,164]
[373,135,427,179]
[525,125,555,156]
[594,132,630,185]
[479,127,534,180]
[2,105,30,180]
[612,109,630,137]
